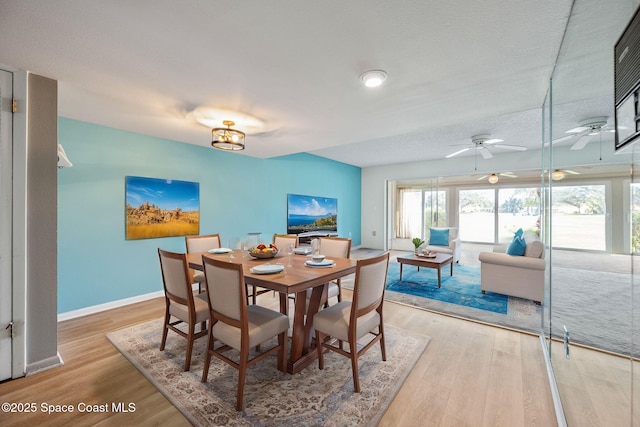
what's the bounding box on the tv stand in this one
[297,231,338,244]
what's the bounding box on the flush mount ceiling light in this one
[360,70,387,88]
[488,173,499,184]
[190,107,265,134]
[211,120,245,151]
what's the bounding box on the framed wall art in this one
[125,176,200,240]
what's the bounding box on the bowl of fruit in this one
[248,243,279,259]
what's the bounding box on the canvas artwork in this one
[125,176,200,240]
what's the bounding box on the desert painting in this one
[125,176,199,240]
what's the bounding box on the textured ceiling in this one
[0,0,633,167]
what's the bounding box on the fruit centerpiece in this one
[248,243,279,259]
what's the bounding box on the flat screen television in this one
[287,194,337,236]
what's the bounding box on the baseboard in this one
[25,352,64,377]
[57,290,165,322]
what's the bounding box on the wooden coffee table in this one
[396,253,454,288]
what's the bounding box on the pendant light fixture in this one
[211,120,246,151]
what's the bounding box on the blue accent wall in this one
[57,118,361,313]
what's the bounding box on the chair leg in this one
[316,331,324,370]
[184,322,196,371]
[252,285,258,305]
[350,351,360,393]
[336,279,342,303]
[201,330,214,383]
[160,310,170,351]
[379,324,387,361]
[278,331,287,372]
[236,348,249,411]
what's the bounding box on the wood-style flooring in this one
[0,288,557,427]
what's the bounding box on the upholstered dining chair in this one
[311,236,352,303]
[200,255,289,411]
[185,234,222,292]
[313,251,390,393]
[157,249,209,371]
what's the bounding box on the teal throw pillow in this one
[507,229,526,256]
[429,228,449,246]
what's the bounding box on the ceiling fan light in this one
[488,174,499,184]
[552,170,565,181]
[360,70,387,88]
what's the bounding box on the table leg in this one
[399,263,404,281]
[437,267,442,288]
[450,260,453,276]
[288,284,327,374]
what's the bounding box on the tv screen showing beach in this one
[287,194,337,234]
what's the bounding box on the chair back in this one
[319,236,351,258]
[185,234,221,253]
[273,234,299,250]
[201,256,245,325]
[352,252,390,314]
[158,249,193,302]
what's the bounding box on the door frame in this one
[0,65,27,379]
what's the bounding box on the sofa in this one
[423,227,461,263]
[478,240,545,304]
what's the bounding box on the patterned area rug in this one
[107,318,430,426]
[386,262,508,314]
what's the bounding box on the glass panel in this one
[459,189,495,243]
[424,189,447,231]
[497,187,541,244]
[551,184,606,250]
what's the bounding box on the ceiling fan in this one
[476,172,518,180]
[445,134,528,160]
[550,117,615,150]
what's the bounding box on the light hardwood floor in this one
[0,288,557,427]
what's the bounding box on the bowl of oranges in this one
[248,243,279,259]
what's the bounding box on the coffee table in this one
[396,253,454,288]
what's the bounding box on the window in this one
[498,188,541,243]
[425,190,447,233]
[552,184,605,250]
[459,189,495,243]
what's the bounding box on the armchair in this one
[423,227,461,263]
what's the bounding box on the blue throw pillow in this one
[507,229,526,256]
[429,228,449,246]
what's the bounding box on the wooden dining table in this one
[187,250,357,374]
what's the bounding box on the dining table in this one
[187,250,357,374]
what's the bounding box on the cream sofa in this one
[423,227,461,263]
[478,240,545,304]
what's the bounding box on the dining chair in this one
[200,255,289,411]
[157,248,209,371]
[185,233,222,292]
[313,251,390,393]
[311,236,352,303]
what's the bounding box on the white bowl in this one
[311,254,326,262]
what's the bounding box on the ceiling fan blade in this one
[570,134,593,150]
[445,147,470,158]
[483,138,504,145]
[549,134,576,145]
[500,172,518,178]
[492,144,527,151]
[476,175,488,180]
[480,147,493,159]
[564,169,580,175]
[566,125,590,134]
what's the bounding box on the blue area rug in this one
[385,261,508,314]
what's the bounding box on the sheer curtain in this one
[396,188,422,239]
